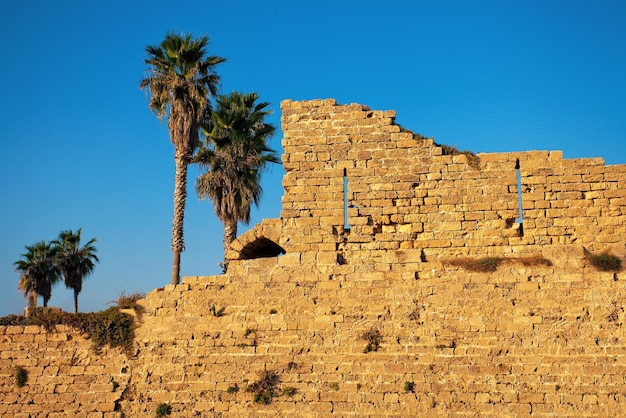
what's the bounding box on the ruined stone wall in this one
[2,99,626,417]
[278,99,626,265]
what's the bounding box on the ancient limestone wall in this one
[276,99,626,266]
[2,99,626,417]
[0,325,129,417]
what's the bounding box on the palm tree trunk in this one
[73,290,79,313]
[28,291,37,307]
[171,151,189,285]
[222,220,238,272]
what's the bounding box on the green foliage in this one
[283,386,297,397]
[584,249,623,272]
[14,240,61,307]
[361,328,383,353]
[226,384,239,393]
[0,307,137,354]
[330,382,340,391]
[246,370,280,404]
[404,381,415,392]
[193,91,280,270]
[79,308,136,354]
[155,403,172,417]
[14,366,28,388]
[53,228,99,313]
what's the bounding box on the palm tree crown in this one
[194,92,280,271]
[54,229,99,313]
[140,33,226,284]
[14,241,61,307]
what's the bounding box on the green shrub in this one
[283,386,297,397]
[226,384,239,393]
[0,308,137,354]
[155,403,171,417]
[247,370,280,404]
[15,366,28,388]
[404,381,415,392]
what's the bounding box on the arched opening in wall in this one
[515,159,524,237]
[238,237,286,260]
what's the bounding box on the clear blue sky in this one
[1,1,624,316]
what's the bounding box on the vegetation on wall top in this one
[0,293,143,354]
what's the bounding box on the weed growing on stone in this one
[283,386,297,397]
[226,384,239,393]
[14,366,27,388]
[330,382,340,391]
[404,381,415,392]
[111,291,145,311]
[361,328,383,353]
[155,403,171,417]
[584,249,623,272]
[247,370,280,404]
[447,255,552,272]
[210,305,225,317]
[2,308,137,354]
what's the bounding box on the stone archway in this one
[225,218,285,261]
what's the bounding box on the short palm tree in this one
[14,241,61,308]
[194,92,279,271]
[54,229,99,313]
[140,33,226,284]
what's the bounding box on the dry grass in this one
[446,255,552,272]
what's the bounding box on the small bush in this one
[111,291,145,318]
[155,403,171,417]
[404,381,415,392]
[584,249,623,272]
[361,328,383,353]
[226,384,239,393]
[15,366,28,388]
[283,386,297,397]
[247,370,280,404]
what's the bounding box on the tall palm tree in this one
[54,229,99,314]
[194,92,279,271]
[14,241,61,308]
[140,33,226,284]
